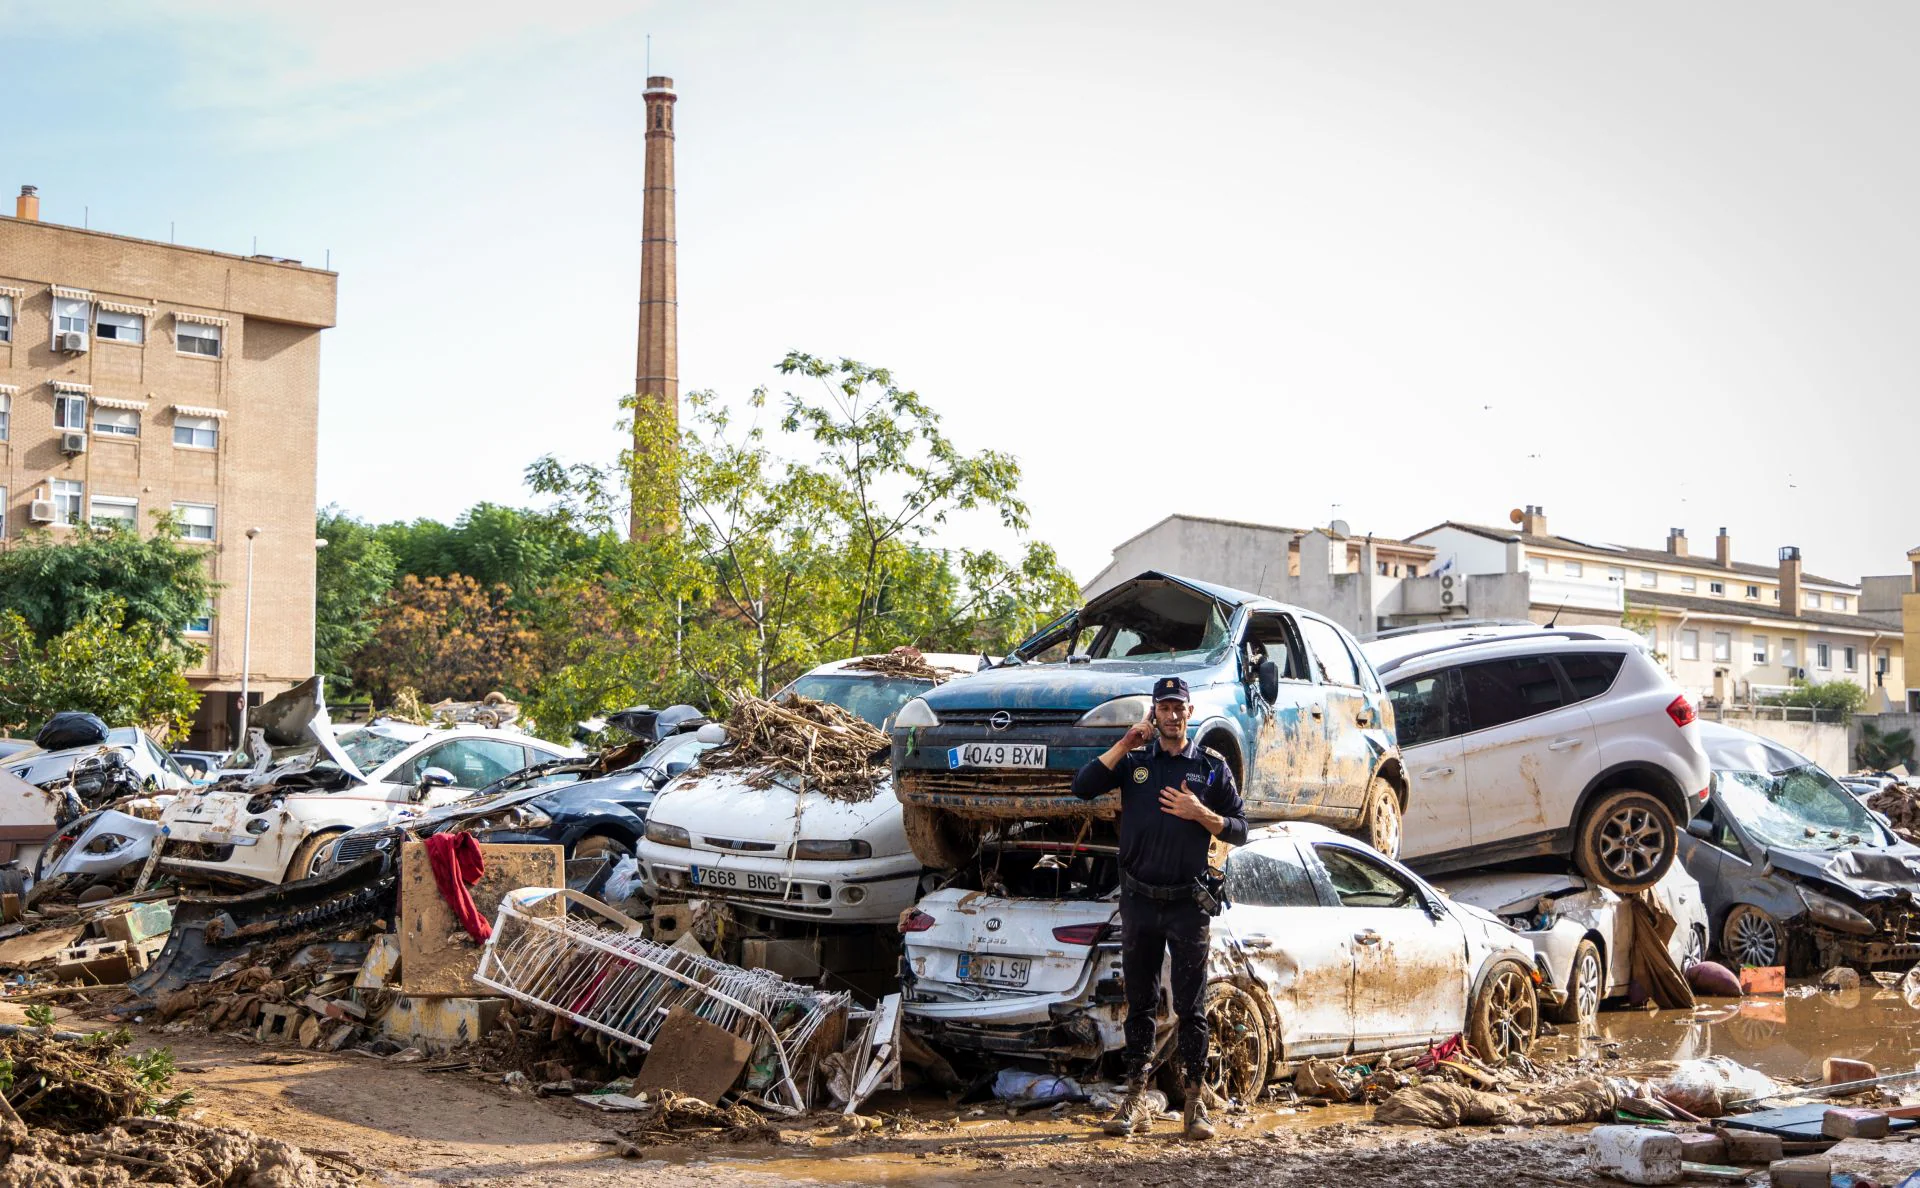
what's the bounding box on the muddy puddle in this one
[1554,982,1920,1084]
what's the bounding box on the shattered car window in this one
[1225,846,1320,907]
[1314,845,1420,910]
[337,729,416,774]
[1717,766,1889,850]
[782,675,934,727]
[1085,586,1231,661]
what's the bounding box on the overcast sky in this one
[8,1,1918,585]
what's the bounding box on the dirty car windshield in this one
[1083,585,1232,661]
[1717,765,1889,850]
[336,729,415,773]
[782,676,933,727]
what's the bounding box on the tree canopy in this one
[0,519,214,647]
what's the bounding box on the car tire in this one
[902,805,978,871]
[1350,776,1402,858]
[1467,959,1539,1064]
[1544,939,1602,1027]
[285,829,347,884]
[1721,904,1785,970]
[1572,788,1677,893]
[1159,979,1271,1107]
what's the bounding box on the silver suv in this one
[1362,624,1710,893]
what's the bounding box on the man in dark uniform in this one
[1073,676,1247,1140]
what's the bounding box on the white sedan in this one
[902,823,1542,1102]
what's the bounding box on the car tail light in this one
[1697,784,1711,802]
[900,910,936,933]
[1665,694,1697,728]
[1053,923,1107,945]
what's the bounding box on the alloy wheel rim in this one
[1574,952,1602,1022]
[1485,970,1536,1061]
[1206,992,1262,1102]
[1730,910,1778,966]
[1597,806,1666,880]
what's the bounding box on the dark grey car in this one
[1680,722,1920,975]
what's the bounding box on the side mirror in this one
[664,761,691,777]
[1257,659,1280,704]
[1685,818,1714,841]
[413,767,456,801]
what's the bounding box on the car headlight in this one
[792,839,872,861]
[893,698,939,728]
[1798,887,1876,936]
[645,820,691,848]
[470,805,554,833]
[1077,695,1153,728]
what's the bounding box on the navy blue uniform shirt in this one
[1072,738,1249,885]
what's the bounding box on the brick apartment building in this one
[0,187,336,748]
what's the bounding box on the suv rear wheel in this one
[1350,776,1402,858]
[1573,788,1676,893]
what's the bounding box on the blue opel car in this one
[891,572,1406,867]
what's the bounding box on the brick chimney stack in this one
[1520,505,1548,536]
[1715,527,1732,568]
[1780,546,1803,616]
[631,75,679,538]
[14,186,38,222]
[1667,528,1688,558]
[1907,546,1920,593]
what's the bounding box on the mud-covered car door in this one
[1309,841,1468,1050]
[1296,617,1376,813]
[1219,838,1353,1057]
[1457,656,1601,849]
[1237,612,1329,815]
[1390,668,1473,860]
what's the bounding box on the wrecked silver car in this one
[1682,722,1920,974]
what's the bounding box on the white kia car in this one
[1361,625,1710,893]
[636,654,982,927]
[902,824,1541,1101]
[159,679,579,886]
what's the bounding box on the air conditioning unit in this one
[59,431,87,455]
[59,332,88,353]
[1438,572,1467,609]
[27,500,56,524]
[1792,667,1807,680]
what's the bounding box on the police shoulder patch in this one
[1131,766,1149,784]
[1202,745,1231,767]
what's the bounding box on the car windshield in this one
[782,675,933,727]
[1080,582,1232,661]
[336,729,416,773]
[1716,764,1890,850]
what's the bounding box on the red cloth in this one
[423,831,491,942]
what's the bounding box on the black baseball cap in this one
[1152,677,1191,703]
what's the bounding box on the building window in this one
[1781,639,1797,671]
[1406,564,1419,578]
[1639,569,1657,588]
[0,486,6,537]
[1680,629,1700,661]
[0,295,12,343]
[0,393,8,441]
[89,496,136,531]
[1834,595,1848,612]
[176,321,221,358]
[1564,560,1583,577]
[1877,648,1890,675]
[1376,561,1389,576]
[53,295,90,336]
[53,392,86,431]
[1816,642,1831,669]
[1844,646,1858,672]
[92,407,139,437]
[51,479,82,526]
[1680,575,1697,592]
[1745,585,1759,599]
[172,414,219,450]
[1752,635,1769,664]
[95,310,143,343]
[185,603,212,635]
[1709,580,1726,596]
[1805,592,1821,609]
[1528,556,1548,575]
[1773,589,1780,601]
[172,502,215,541]
[1607,566,1626,584]
[1712,631,1732,662]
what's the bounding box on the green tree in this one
[1765,678,1869,720]
[315,506,397,692]
[0,603,201,741]
[375,503,620,605]
[351,574,539,704]
[1857,721,1916,771]
[0,518,214,646]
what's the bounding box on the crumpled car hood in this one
[236,676,364,786]
[1770,843,1920,900]
[919,661,1206,712]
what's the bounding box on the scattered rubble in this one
[1867,786,1920,843]
[696,695,889,802]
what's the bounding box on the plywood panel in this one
[398,841,564,996]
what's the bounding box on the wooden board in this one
[398,841,564,996]
[634,1005,753,1105]
[0,924,87,970]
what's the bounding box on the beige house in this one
[1408,508,1904,710]
[0,187,337,747]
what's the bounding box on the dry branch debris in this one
[697,696,889,803]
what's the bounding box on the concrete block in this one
[1677,1132,1726,1163]
[257,1004,300,1044]
[55,940,133,984]
[98,902,172,945]
[1724,1129,1784,1164]
[1824,1057,1878,1087]
[1768,1156,1832,1188]
[1739,965,1786,995]
[742,937,822,980]
[1588,1126,1682,1186]
[1823,1107,1889,1139]
[379,995,504,1053]
[354,933,400,990]
[650,904,694,943]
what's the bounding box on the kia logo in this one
[990,711,1013,732]
[986,917,1002,931]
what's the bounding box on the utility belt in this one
[1121,870,1228,916]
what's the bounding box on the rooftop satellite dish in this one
[1509,508,1525,525]
[1329,519,1350,537]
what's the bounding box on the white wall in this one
[1414,526,1518,577]
[1083,517,1295,601]
[1703,712,1850,774]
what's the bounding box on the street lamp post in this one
[237,527,262,753]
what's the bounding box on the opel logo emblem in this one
[986,917,1002,931]
[990,711,1013,732]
